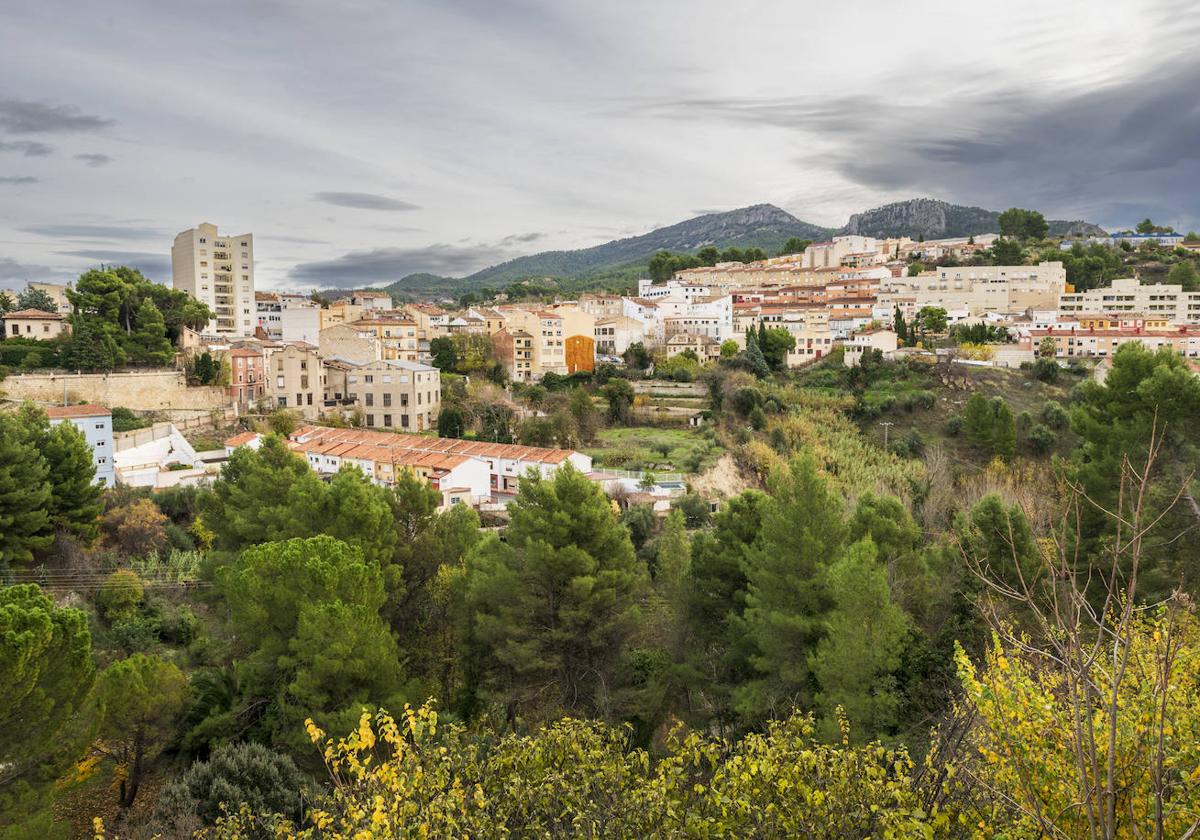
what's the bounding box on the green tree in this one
[906,261,925,277]
[997,208,1049,240]
[20,409,102,539]
[0,290,13,314]
[16,286,58,312]
[437,405,466,438]
[744,332,770,379]
[914,306,948,336]
[719,339,739,358]
[567,386,600,445]
[429,336,458,371]
[655,508,691,612]
[622,342,651,370]
[760,327,796,371]
[777,237,812,257]
[1168,260,1199,291]
[988,237,1026,265]
[1070,344,1200,596]
[811,538,908,741]
[218,536,405,753]
[200,436,396,568]
[0,585,94,800]
[60,315,124,370]
[97,570,145,622]
[893,306,908,344]
[95,653,187,809]
[600,377,635,423]
[465,463,647,720]
[0,412,52,565]
[127,298,175,365]
[737,455,845,722]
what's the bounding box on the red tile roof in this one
[45,403,111,419]
[4,308,61,319]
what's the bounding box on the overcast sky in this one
[1,0,1196,291]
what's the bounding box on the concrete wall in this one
[1,370,232,413]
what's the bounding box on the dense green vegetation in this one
[4,335,1200,837]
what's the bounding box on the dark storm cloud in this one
[0,255,53,285]
[291,243,520,287]
[635,49,1200,227]
[498,231,546,246]
[0,175,37,184]
[22,224,164,239]
[0,140,52,156]
[312,192,421,211]
[0,98,113,134]
[57,250,172,280]
[75,153,112,167]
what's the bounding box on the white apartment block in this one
[172,223,255,336]
[256,292,320,342]
[801,236,878,269]
[1058,277,1200,325]
[878,261,1066,318]
[636,278,712,303]
[45,404,115,487]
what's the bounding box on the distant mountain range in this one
[380,198,1106,299]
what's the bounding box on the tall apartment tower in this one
[171,223,255,336]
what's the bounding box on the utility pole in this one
[879,421,894,449]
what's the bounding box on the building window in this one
[400,393,408,407]
[366,414,375,427]
[97,457,106,464]
[278,396,287,407]
[95,422,104,429]
[296,392,302,406]
[365,375,374,383]
[401,415,409,428]
[365,393,374,407]
[383,414,392,427]
[383,393,392,407]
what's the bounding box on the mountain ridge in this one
[382,198,1107,298]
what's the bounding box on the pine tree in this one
[736,454,846,721]
[465,463,647,720]
[811,538,909,741]
[127,298,175,366]
[62,315,124,370]
[26,410,102,539]
[0,413,53,565]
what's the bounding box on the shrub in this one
[1040,401,1070,430]
[155,741,309,834]
[108,614,160,653]
[944,415,964,436]
[157,604,201,646]
[1028,423,1057,455]
[101,498,169,557]
[1016,410,1033,433]
[1031,357,1060,383]
[98,570,145,622]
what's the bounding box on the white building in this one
[45,404,115,487]
[636,278,712,303]
[844,329,899,367]
[172,223,255,336]
[878,261,1066,318]
[1058,277,1200,325]
[801,236,878,269]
